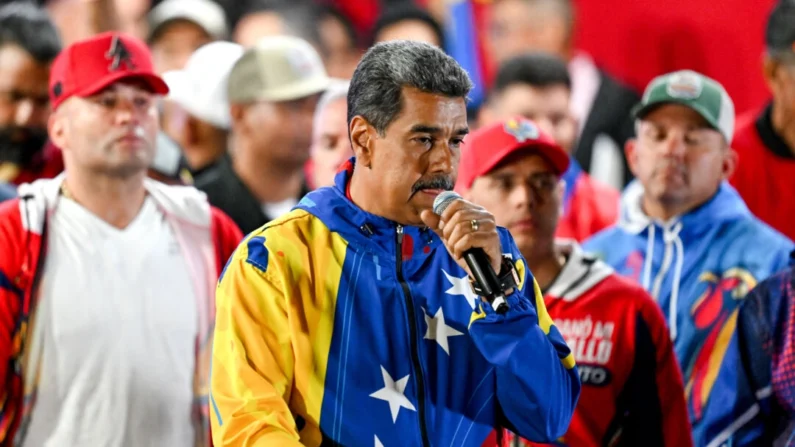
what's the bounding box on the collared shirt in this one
[730,103,795,240]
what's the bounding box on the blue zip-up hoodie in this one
[583,180,793,446]
[210,162,581,446]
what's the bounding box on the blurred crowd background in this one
[2,0,795,445]
[2,0,790,236]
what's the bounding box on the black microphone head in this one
[433,190,461,216]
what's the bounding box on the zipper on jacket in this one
[396,224,431,447]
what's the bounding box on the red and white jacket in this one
[0,175,242,446]
[511,241,693,446]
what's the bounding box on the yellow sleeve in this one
[210,237,303,447]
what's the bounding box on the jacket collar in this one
[295,158,438,255]
[15,173,213,234]
[756,102,795,160]
[546,240,613,301]
[618,179,750,238]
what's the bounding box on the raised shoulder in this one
[225,209,332,279]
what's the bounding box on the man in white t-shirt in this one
[0,31,242,446]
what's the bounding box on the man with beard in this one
[210,40,579,446]
[0,2,63,186]
[459,117,691,446]
[583,70,793,445]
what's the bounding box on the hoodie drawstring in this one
[641,225,655,290]
[645,221,684,341]
[669,225,684,341]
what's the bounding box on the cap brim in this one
[162,70,190,102]
[235,76,331,103]
[77,70,170,98]
[149,17,214,43]
[481,140,570,178]
[632,100,721,134]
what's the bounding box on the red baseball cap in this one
[49,32,169,110]
[455,117,570,190]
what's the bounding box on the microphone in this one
[433,191,509,313]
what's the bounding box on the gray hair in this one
[313,78,350,139]
[347,40,473,135]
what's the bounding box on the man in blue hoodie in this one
[583,69,794,446]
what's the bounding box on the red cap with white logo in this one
[455,117,570,191]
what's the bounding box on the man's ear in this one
[229,103,247,134]
[625,138,639,178]
[556,178,566,216]
[48,106,67,152]
[763,54,781,95]
[180,115,197,146]
[349,115,374,168]
[722,147,738,180]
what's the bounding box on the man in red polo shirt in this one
[457,117,691,446]
[730,0,795,240]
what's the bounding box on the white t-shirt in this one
[23,196,198,447]
[262,197,298,220]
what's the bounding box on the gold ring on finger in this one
[470,219,479,232]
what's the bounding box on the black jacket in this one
[194,155,311,235]
[574,70,640,188]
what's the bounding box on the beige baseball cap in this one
[227,35,330,103]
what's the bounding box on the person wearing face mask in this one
[583,70,794,446]
[0,2,64,186]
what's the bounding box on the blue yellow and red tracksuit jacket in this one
[698,258,795,446]
[583,180,793,446]
[210,163,581,446]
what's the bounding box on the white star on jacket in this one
[424,307,463,355]
[443,270,479,309]
[375,435,384,447]
[369,366,416,423]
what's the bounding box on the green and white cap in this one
[633,70,735,143]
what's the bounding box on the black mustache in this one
[411,176,455,196]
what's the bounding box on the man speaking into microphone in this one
[210,40,580,447]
